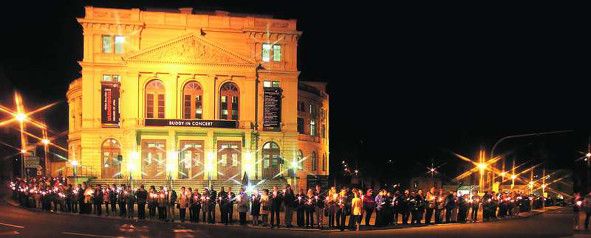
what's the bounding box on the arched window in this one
[322,154,327,171]
[101,138,121,178]
[220,82,239,120]
[311,151,318,171]
[262,142,280,178]
[183,81,203,119]
[297,150,304,170]
[145,80,165,119]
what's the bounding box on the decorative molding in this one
[123,32,257,67]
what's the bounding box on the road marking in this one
[0,222,24,229]
[62,231,127,238]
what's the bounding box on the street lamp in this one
[41,138,50,145]
[14,112,26,122]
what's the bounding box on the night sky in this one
[0,1,588,188]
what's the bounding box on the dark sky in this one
[0,1,588,185]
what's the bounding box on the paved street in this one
[0,198,574,238]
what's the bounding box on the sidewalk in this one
[5,197,558,233]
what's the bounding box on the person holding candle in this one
[237,187,249,225]
[227,187,236,224]
[470,190,480,223]
[261,189,270,227]
[178,187,189,222]
[351,190,363,231]
[296,188,306,227]
[157,186,167,221]
[125,185,136,219]
[250,189,260,226]
[148,186,157,219]
[167,187,177,222]
[208,186,217,224]
[102,185,110,216]
[218,187,229,225]
[327,187,338,228]
[304,189,315,228]
[362,189,375,226]
[201,188,210,223]
[314,184,326,229]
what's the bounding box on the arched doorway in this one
[101,138,121,178]
[262,142,281,179]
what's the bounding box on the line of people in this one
[9,177,538,231]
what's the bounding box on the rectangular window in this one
[262,43,271,62]
[157,94,165,118]
[231,96,239,120]
[183,95,191,119]
[322,157,327,171]
[321,125,326,138]
[263,80,280,88]
[297,117,305,134]
[310,119,317,136]
[146,94,154,118]
[273,45,281,62]
[195,95,202,119]
[114,36,125,54]
[102,74,121,83]
[102,35,112,53]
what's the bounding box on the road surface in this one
[0,199,574,238]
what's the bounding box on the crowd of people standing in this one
[9,176,538,231]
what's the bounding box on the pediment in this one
[123,33,257,66]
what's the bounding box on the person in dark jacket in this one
[363,189,375,226]
[270,186,283,228]
[314,185,326,229]
[218,187,229,224]
[227,187,236,224]
[148,186,157,219]
[93,186,103,216]
[283,185,296,228]
[136,185,148,220]
[445,192,455,223]
[296,189,306,227]
[125,185,135,219]
[109,184,117,216]
[118,185,127,217]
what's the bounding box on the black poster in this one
[145,119,238,128]
[263,87,282,130]
[101,83,120,126]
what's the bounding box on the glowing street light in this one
[15,112,27,122]
[20,149,27,154]
[41,138,50,145]
[477,162,488,171]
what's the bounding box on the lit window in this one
[263,80,280,88]
[322,154,326,171]
[102,74,120,83]
[311,152,317,171]
[114,36,125,54]
[183,81,203,119]
[145,80,165,119]
[310,119,317,136]
[220,83,239,120]
[297,118,305,134]
[262,43,271,62]
[102,35,112,53]
[273,45,281,62]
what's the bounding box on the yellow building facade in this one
[66,7,329,189]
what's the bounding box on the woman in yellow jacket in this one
[352,191,363,231]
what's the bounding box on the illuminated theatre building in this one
[66,7,329,190]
